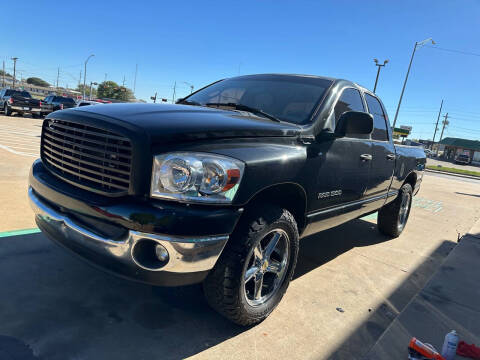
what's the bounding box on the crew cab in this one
[40,95,76,116]
[0,89,47,117]
[28,74,426,325]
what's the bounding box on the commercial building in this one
[438,137,480,164]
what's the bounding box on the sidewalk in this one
[366,224,480,358]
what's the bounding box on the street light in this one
[183,81,194,94]
[89,82,98,100]
[391,38,435,129]
[373,58,388,93]
[83,54,95,100]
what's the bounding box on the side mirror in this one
[335,111,373,137]
[175,98,184,104]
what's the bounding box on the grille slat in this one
[43,152,131,183]
[43,156,130,190]
[44,127,132,151]
[42,144,131,175]
[42,140,131,167]
[41,119,132,195]
[43,132,132,159]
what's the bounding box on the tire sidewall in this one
[237,212,299,319]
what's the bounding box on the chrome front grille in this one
[41,119,132,195]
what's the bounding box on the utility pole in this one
[431,99,443,149]
[79,70,82,87]
[437,113,449,157]
[122,75,126,87]
[104,73,107,82]
[2,60,5,87]
[11,57,18,89]
[373,59,388,93]
[133,64,138,95]
[56,67,60,90]
[172,81,177,103]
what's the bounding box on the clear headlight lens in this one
[151,152,244,203]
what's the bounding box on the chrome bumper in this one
[29,188,228,285]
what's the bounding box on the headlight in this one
[151,152,244,204]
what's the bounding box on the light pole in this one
[83,54,95,100]
[373,59,388,93]
[391,38,435,129]
[11,57,18,89]
[183,81,194,94]
[89,82,98,100]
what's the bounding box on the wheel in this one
[203,205,299,326]
[378,183,413,238]
[3,104,11,116]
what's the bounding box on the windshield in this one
[184,75,332,124]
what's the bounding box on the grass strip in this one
[426,165,480,177]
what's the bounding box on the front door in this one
[304,88,372,235]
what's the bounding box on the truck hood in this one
[68,103,301,142]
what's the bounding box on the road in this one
[1,114,480,359]
[427,157,480,172]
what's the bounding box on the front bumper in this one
[29,159,243,286]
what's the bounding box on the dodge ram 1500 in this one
[29,74,426,325]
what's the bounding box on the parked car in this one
[455,154,471,165]
[76,100,104,107]
[0,89,48,117]
[40,95,76,116]
[28,74,426,326]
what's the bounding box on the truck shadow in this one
[0,219,392,360]
[294,218,386,280]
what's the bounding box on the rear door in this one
[364,93,395,198]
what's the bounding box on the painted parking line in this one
[0,228,40,238]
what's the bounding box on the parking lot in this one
[1,114,480,359]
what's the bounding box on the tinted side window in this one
[365,94,388,141]
[334,88,365,123]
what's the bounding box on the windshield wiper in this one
[205,102,281,122]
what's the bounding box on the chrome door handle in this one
[360,154,373,161]
[386,154,396,160]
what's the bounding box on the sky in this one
[2,0,480,141]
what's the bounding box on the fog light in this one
[155,244,169,262]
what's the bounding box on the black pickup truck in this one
[0,89,49,117]
[29,74,425,325]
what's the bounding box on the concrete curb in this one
[425,168,480,180]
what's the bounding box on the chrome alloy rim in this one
[243,229,290,307]
[398,191,411,231]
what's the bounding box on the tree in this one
[96,81,135,101]
[0,70,12,77]
[26,77,50,87]
[75,84,97,98]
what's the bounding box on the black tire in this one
[378,183,413,238]
[4,104,11,116]
[203,205,299,326]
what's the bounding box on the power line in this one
[425,45,480,58]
